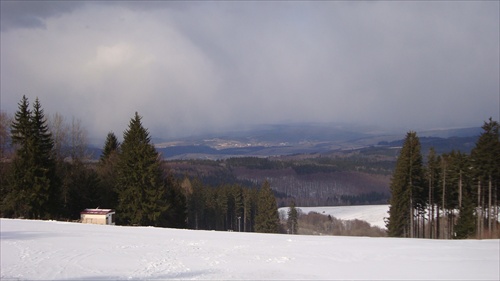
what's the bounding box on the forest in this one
[0,96,281,233]
[386,119,500,239]
[1,96,498,239]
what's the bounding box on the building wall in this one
[81,214,107,225]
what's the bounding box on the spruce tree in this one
[97,131,120,209]
[255,180,280,233]
[164,173,187,228]
[454,190,476,239]
[387,131,425,238]
[426,147,440,238]
[8,96,57,219]
[186,178,205,230]
[116,112,168,226]
[100,132,120,163]
[232,185,244,231]
[31,98,58,217]
[6,96,32,217]
[471,118,500,238]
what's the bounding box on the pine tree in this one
[255,180,280,233]
[164,172,187,228]
[454,189,476,239]
[426,147,440,238]
[96,132,120,209]
[8,96,57,219]
[232,185,244,231]
[31,98,58,217]
[287,200,299,234]
[4,97,31,217]
[100,132,119,163]
[442,151,469,239]
[116,112,168,226]
[186,178,205,230]
[471,118,500,238]
[0,112,13,217]
[387,131,426,238]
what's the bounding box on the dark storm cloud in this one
[0,1,84,31]
[0,1,498,142]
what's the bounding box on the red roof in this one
[80,209,115,215]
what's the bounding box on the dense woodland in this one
[387,119,500,239]
[167,155,392,207]
[0,96,281,233]
[1,96,498,239]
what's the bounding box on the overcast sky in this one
[1,1,499,142]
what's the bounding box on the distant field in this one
[279,204,389,229]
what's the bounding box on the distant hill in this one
[154,124,481,159]
[86,123,481,160]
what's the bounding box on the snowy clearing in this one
[1,218,498,280]
[279,204,389,229]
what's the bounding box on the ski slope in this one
[1,218,498,280]
[279,205,390,229]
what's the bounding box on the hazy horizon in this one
[1,1,499,141]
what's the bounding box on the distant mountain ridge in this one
[150,124,481,159]
[84,123,482,160]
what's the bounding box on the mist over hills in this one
[148,123,482,160]
[75,123,484,207]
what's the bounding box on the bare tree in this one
[0,111,13,159]
[69,117,89,161]
[48,113,89,162]
[48,113,69,160]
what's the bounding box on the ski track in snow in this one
[1,217,499,280]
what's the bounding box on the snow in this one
[279,205,390,229]
[2,218,499,280]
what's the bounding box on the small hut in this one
[80,208,115,225]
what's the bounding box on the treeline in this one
[225,155,394,176]
[182,178,280,232]
[0,96,281,233]
[290,211,386,237]
[387,118,500,239]
[169,156,392,207]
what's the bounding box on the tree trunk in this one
[495,183,499,238]
[442,167,447,239]
[488,175,492,238]
[421,212,425,238]
[428,178,433,239]
[410,196,414,238]
[481,186,485,238]
[436,204,440,239]
[477,180,482,239]
[449,210,454,239]
[459,171,462,209]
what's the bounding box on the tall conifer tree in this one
[387,131,425,237]
[100,132,119,163]
[8,96,57,219]
[255,180,280,233]
[116,112,168,226]
[471,118,500,238]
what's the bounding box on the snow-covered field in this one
[279,204,390,229]
[2,218,499,280]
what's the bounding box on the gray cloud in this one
[1,1,498,143]
[0,1,84,31]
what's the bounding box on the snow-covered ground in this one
[279,205,390,229]
[2,218,499,280]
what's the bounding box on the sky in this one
[1,1,499,142]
